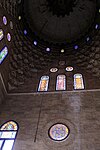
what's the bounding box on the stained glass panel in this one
[0,132,16,139]
[49,123,69,141]
[0,47,8,64]
[0,29,4,41]
[7,33,11,42]
[74,74,84,89]
[56,75,66,90]
[2,140,14,150]
[0,121,18,131]
[38,76,49,91]
[3,16,7,25]
[50,68,58,73]
[66,66,73,72]
[0,121,18,150]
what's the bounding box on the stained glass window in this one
[49,123,69,141]
[38,76,49,91]
[3,16,7,25]
[0,29,4,41]
[56,75,66,91]
[7,33,11,42]
[50,68,58,73]
[18,16,21,20]
[46,48,51,52]
[0,47,8,65]
[66,66,73,72]
[33,41,37,46]
[61,49,64,53]
[0,121,18,150]
[74,74,84,90]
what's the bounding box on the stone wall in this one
[0,90,100,150]
[0,73,7,104]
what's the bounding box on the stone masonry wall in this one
[0,74,6,104]
[0,90,100,150]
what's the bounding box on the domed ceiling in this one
[23,0,96,44]
[0,0,100,91]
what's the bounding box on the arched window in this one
[56,75,66,91]
[0,29,4,41]
[38,76,49,91]
[0,120,19,150]
[74,74,84,90]
[3,16,7,25]
[0,46,8,65]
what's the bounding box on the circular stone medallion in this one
[48,123,70,141]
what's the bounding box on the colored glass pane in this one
[3,16,7,25]
[74,74,84,89]
[74,45,79,50]
[46,48,50,52]
[38,76,49,91]
[24,30,27,35]
[0,47,8,64]
[18,16,21,20]
[0,29,4,41]
[0,132,16,139]
[2,140,14,150]
[61,49,64,53]
[0,121,18,131]
[66,66,73,72]
[33,41,37,45]
[56,75,66,90]
[50,68,58,73]
[7,33,11,42]
[49,123,69,141]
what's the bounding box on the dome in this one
[23,0,96,44]
[0,0,100,91]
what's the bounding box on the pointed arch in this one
[56,75,66,91]
[0,120,19,150]
[74,74,84,90]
